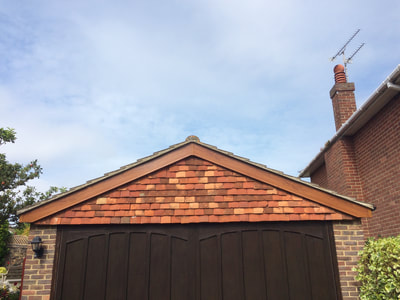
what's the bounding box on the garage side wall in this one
[21,225,57,300]
[333,220,364,300]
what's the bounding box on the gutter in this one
[299,65,400,177]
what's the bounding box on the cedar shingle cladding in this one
[37,157,353,225]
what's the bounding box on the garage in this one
[18,136,373,300]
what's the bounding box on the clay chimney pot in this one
[333,64,347,83]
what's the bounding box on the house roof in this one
[300,65,400,177]
[18,136,373,223]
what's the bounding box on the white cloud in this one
[0,0,399,191]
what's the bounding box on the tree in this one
[0,127,43,225]
[0,127,65,264]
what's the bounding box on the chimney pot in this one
[334,64,347,83]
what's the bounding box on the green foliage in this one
[0,127,66,227]
[0,221,10,266]
[0,128,16,145]
[355,235,400,300]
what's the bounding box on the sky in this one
[1,0,399,193]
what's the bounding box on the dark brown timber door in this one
[53,222,341,300]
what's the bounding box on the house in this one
[300,64,400,238]
[18,136,372,300]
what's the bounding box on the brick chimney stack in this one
[330,64,357,131]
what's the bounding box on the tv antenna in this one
[331,29,365,80]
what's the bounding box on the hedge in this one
[355,235,400,299]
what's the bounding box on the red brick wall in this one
[353,95,400,237]
[333,220,364,300]
[310,163,328,187]
[20,226,56,300]
[37,157,353,225]
[321,138,364,201]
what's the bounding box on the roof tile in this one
[37,157,355,225]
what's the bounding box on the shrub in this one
[355,235,400,299]
[0,221,10,266]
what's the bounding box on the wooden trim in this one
[20,142,371,223]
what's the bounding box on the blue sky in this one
[1,0,399,192]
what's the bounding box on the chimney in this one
[330,64,357,131]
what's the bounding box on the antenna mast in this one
[331,29,365,80]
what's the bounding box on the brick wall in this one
[323,137,364,201]
[353,95,400,237]
[310,163,328,187]
[20,226,56,300]
[333,220,364,300]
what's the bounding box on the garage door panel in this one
[285,232,311,300]
[306,235,337,300]
[221,232,244,300]
[171,237,195,300]
[262,230,290,299]
[242,231,267,300]
[60,239,86,300]
[105,233,129,300]
[199,236,220,300]
[149,234,170,300]
[127,232,148,299]
[84,235,107,299]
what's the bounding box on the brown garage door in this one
[53,222,341,300]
